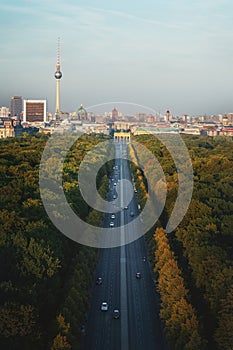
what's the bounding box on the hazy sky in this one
[1,0,233,115]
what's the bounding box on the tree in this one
[153,228,204,349]
[215,285,233,350]
[166,298,203,350]
[51,314,71,350]
[0,303,35,337]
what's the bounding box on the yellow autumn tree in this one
[154,227,205,349]
[51,314,71,350]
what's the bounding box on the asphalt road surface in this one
[82,142,167,350]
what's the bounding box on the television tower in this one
[54,37,62,117]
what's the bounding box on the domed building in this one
[77,104,87,120]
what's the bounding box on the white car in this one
[109,222,114,227]
[101,302,109,311]
[111,214,115,219]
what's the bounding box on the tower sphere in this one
[55,71,62,79]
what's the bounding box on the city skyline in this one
[1,0,233,115]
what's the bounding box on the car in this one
[124,206,128,210]
[111,214,115,219]
[113,309,120,319]
[136,272,141,279]
[134,189,137,193]
[80,324,86,335]
[113,195,116,199]
[142,256,146,262]
[130,212,134,217]
[109,221,114,227]
[101,302,109,311]
[96,277,102,285]
[114,182,117,186]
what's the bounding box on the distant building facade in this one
[114,121,130,130]
[136,113,146,122]
[220,127,233,136]
[0,119,15,138]
[146,114,155,123]
[0,107,10,118]
[226,113,233,124]
[10,96,23,117]
[23,100,47,123]
[114,131,131,142]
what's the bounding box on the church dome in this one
[77,104,87,115]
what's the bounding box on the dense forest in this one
[131,135,233,350]
[0,133,232,350]
[0,133,113,350]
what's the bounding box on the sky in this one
[1,0,233,116]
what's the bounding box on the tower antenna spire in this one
[57,37,60,67]
[54,37,62,117]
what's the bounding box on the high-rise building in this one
[10,96,22,117]
[23,100,47,123]
[165,110,170,122]
[112,108,118,121]
[54,37,62,117]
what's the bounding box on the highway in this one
[83,142,167,350]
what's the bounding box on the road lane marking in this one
[119,143,129,350]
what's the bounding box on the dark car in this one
[80,324,86,335]
[136,272,141,279]
[96,277,102,285]
[113,309,120,319]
